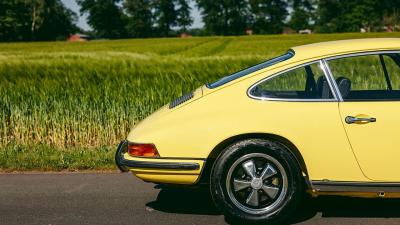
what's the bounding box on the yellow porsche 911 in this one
[116,38,400,224]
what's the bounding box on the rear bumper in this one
[120,158,200,170]
[115,140,205,184]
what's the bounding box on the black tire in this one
[210,139,304,225]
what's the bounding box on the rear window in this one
[206,50,294,89]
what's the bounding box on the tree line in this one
[0,0,77,41]
[0,0,400,41]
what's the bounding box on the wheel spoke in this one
[260,163,277,181]
[246,189,259,207]
[242,160,257,178]
[233,179,252,192]
[262,185,279,199]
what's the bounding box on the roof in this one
[290,38,400,61]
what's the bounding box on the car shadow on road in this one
[146,187,400,224]
[146,186,220,215]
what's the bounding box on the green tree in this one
[153,0,178,36]
[228,0,250,35]
[289,0,315,31]
[36,0,78,41]
[380,0,400,31]
[196,0,250,35]
[249,0,288,34]
[380,0,400,15]
[176,0,193,32]
[195,0,224,35]
[78,0,126,39]
[124,0,153,37]
[0,1,29,41]
[316,0,381,33]
[29,0,45,40]
[0,0,77,42]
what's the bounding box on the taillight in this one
[127,143,159,157]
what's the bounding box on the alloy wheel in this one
[226,153,288,215]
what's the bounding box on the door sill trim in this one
[312,180,400,192]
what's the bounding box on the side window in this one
[250,62,334,100]
[328,53,400,101]
[383,54,400,90]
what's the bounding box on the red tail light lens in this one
[128,143,159,157]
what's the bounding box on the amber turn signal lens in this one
[128,143,159,157]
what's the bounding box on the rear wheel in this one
[210,139,304,224]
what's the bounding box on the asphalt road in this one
[1,173,400,225]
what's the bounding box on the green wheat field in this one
[1,33,399,171]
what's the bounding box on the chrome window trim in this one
[247,60,339,102]
[323,50,400,102]
[321,59,343,102]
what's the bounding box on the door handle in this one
[345,116,376,124]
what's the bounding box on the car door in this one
[326,52,400,181]
[248,61,365,182]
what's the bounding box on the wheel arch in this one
[198,133,312,189]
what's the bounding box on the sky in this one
[61,0,204,31]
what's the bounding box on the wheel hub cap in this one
[251,178,263,190]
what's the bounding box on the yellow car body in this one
[116,38,400,199]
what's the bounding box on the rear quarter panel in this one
[128,63,367,182]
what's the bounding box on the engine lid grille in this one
[169,92,194,109]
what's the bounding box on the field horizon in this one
[1,32,400,171]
